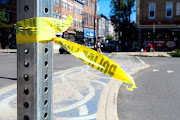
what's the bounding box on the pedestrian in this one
[96,39,102,53]
[148,44,153,52]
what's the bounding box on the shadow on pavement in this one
[0,77,17,81]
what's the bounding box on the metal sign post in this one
[17,0,53,120]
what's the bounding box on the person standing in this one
[148,44,153,52]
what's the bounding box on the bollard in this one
[16,0,53,120]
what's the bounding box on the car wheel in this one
[60,51,63,54]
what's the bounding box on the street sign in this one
[64,31,68,36]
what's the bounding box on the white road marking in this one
[54,83,95,113]
[136,56,145,64]
[55,113,96,120]
[0,94,17,118]
[167,70,174,73]
[76,92,84,100]
[79,105,88,116]
[153,69,159,72]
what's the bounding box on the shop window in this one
[176,2,180,15]
[0,0,9,4]
[166,2,173,18]
[62,0,67,10]
[149,3,155,19]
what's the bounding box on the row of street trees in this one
[110,0,137,51]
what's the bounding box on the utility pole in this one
[16,0,53,120]
[94,0,97,49]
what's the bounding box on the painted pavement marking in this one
[167,70,174,73]
[153,69,159,72]
[78,105,88,116]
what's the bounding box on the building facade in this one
[53,0,97,45]
[97,14,115,42]
[136,0,180,51]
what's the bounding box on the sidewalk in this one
[112,52,171,57]
[0,54,150,120]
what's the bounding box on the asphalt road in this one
[0,53,87,89]
[0,53,110,89]
[118,57,180,120]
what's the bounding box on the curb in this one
[97,63,150,120]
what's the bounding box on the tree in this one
[106,34,115,40]
[0,11,8,25]
[110,0,136,51]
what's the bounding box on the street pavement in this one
[118,57,180,120]
[0,53,148,120]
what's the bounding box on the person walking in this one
[96,39,102,53]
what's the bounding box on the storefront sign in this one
[84,30,96,38]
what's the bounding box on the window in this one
[176,2,180,15]
[84,12,88,25]
[53,12,60,19]
[79,8,83,15]
[75,20,78,28]
[74,6,78,14]
[70,19,73,27]
[80,21,83,28]
[149,3,155,19]
[0,0,9,4]
[166,2,173,18]
[62,0,67,10]
[68,3,73,12]
[62,15,67,20]
[54,0,59,6]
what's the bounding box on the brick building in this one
[53,0,97,45]
[136,0,180,51]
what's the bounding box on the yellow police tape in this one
[16,15,136,91]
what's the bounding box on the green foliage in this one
[106,34,115,40]
[110,0,136,50]
[0,11,8,25]
[172,49,180,57]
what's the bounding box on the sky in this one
[97,0,136,22]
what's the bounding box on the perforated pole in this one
[16,0,53,120]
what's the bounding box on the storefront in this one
[84,28,96,46]
[138,27,180,51]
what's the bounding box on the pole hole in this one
[23,115,29,120]
[24,48,29,54]
[45,48,48,54]
[24,88,29,95]
[45,61,48,67]
[45,74,48,80]
[44,112,48,118]
[45,8,48,13]
[24,61,29,67]
[24,74,29,81]
[44,87,48,93]
[24,5,29,12]
[44,100,48,106]
[24,102,29,108]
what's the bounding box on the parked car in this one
[59,41,83,54]
[104,40,119,52]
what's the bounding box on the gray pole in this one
[16,0,53,120]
